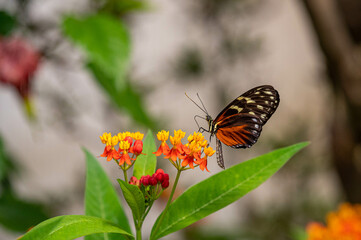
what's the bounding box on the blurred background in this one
[0,0,360,239]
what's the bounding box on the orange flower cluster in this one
[99,131,144,166]
[154,130,215,171]
[307,203,361,240]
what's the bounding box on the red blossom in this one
[100,146,119,161]
[154,142,170,156]
[132,140,143,155]
[149,176,157,186]
[0,38,40,98]
[141,175,150,186]
[118,152,131,165]
[124,136,133,146]
[161,180,169,189]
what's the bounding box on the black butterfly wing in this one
[215,85,279,125]
[213,85,279,149]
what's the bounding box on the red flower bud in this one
[129,176,137,184]
[149,176,158,186]
[129,176,140,187]
[124,136,133,146]
[133,140,143,155]
[156,173,164,182]
[163,173,169,181]
[161,180,169,189]
[156,169,164,174]
[141,175,150,186]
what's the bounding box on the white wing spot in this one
[255,91,260,94]
[265,101,269,104]
[264,91,273,95]
[249,112,255,115]
[237,96,244,100]
[230,105,243,112]
[257,105,263,110]
[270,96,275,100]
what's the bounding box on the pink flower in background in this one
[0,37,40,98]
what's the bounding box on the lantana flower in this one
[119,140,132,165]
[154,130,170,156]
[194,146,215,172]
[181,134,203,169]
[99,131,145,166]
[165,129,187,162]
[155,130,215,171]
[100,133,120,161]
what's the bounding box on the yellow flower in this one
[99,132,112,145]
[157,130,169,142]
[119,140,130,151]
[111,136,119,147]
[133,132,144,141]
[204,146,215,157]
[170,129,185,146]
[188,132,204,143]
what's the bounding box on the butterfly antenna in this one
[196,93,209,116]
[185,92,208,115]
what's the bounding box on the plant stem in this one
[135,225,142,240]
[123,167,128,183]
[152,169,182,236]
[141,201,154,222]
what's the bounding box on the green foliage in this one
[118,180,145,221]
[20,215,133,240]
[0,11,17,36]
[62,14,155,128]
[101,0,150,16]
[20,139,308,239]
[63,14,130,84]
[150,142,309,239]
[290,226,308,240]
[0,135,50,233]
[0,135,15,183]
[84,149,131,240]
[0,193,49,233]
[133,129,157,179]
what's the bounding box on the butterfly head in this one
[206,114,216,136]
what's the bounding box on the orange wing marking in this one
[216,125,250,147]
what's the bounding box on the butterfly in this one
[187,85,280,169]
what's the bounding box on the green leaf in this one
[62,14,156,128]
[0,193,49,233]
[0,135,16,183]
[20,215,133,240]
[101,0,150,16]
[118,179,145,221]
[87,62,156,129]
[290,225,308,240]
[133,129,157,179]
[0,11,17,36]
[150,142,309,239]
[83,149,131,240]
[62,14,130,88]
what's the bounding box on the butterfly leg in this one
[216,138,225,169]
[198,127,208,133]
